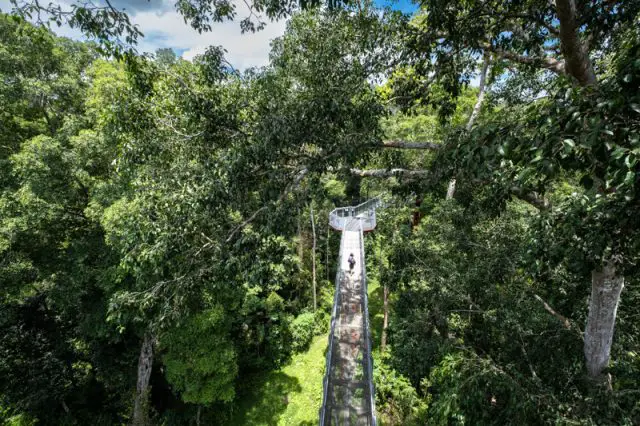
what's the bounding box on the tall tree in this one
[370,0,640,383]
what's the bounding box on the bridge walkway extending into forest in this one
[320,198,381,426]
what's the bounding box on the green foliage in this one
[290,312,315,352]
[8,0,143,57]
[426,352,536,425]
[1,10,355,424]
[391,0,640,117]
[2,2,640,425]
[313,309,330,335]
[322,175,346,202]
[374,354,428,425]
[0,406,36,426]
[371,8,640,425]
[161,307,237,405]
[0,295,76,418]
[378,195,639,423]
[433,19,640,275]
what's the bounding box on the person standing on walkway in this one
[348,253,356,274]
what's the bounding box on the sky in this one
[0,0,418,70]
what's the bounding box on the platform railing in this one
[328,196,383,232]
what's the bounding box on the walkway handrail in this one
[359,220,377,426]
[319,230,346,425]
[321,197,381,425]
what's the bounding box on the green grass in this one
[229,262,383,425]
[230,334,328,426]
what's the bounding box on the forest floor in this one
[229,334,327,425]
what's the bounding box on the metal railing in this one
[359,221,376,426]
[320,198,380,426]
[319,230,346,426]
[329,196,383,232]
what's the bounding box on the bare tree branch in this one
[380,140,440,150]
[534,294,573,330]
[504,13,560,36]
[466,52,492,131]
[483,43,566,75]
[351,168,430,178]
[448,52,492,199]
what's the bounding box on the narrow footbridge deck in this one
[320,198,380,425]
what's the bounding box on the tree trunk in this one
[326,226,330,281]
[466,52,491,132]
[381,283,389,351]
[132,333,154,426]
[446,179,457,200]
[297,209,304,264]
[447,52,491,199]
[554,0,597,86]
[584,264,624,378]
[310,204,317,312]
[548,3,619,379]
[411,196,423,229]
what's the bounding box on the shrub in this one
[291,312,315,353]
[313,310,330,335]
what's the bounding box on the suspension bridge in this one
[319,198,381,425]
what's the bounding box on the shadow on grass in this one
[230,372,302,426]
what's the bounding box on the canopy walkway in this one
[320,198,381,425]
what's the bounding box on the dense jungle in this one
[1,0,639,424]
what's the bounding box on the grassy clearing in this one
[230,334,328,426]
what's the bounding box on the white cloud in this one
[0,0,288,69]
[131,4,287,69]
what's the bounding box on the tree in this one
[155,47,177,67]
[0,16,139,424]
[79,10,387,422]
[362,1,640,385]
[161,307,237,405]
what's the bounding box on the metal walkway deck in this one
[320,198,380,426]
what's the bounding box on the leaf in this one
[625,154,637,169]
[631,104,640,114]
[562,139,575,148]
[624,171,635,185]
[611,146,627,160]
[530,148,544,163]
